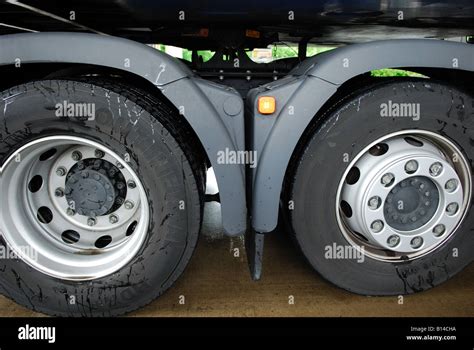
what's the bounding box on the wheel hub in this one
[384,176,439,231]
[65,159,126,217]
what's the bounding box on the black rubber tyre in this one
[284,79,474,295]
[0,80,204,316]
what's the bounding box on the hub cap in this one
[384,176,439,231]
[336,130,471,261]
[65,159,127,217]
[0,136,150,280]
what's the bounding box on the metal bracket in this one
[245,229,265,281]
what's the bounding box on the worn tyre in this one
[0,80,204,316]
[284,79,474,295]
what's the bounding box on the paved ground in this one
[0,200,473,317]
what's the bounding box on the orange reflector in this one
[258,96,276,115]
[246,29,261,39]
[199,28,209,37]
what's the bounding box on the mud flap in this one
[245,229,265,281]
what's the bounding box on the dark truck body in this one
[1,0,473,46]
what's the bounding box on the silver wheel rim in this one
[336,130,471,262]
[0,136,150,280]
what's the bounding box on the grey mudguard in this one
[250,39,474,233]
[0,32,246,235]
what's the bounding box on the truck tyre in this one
[284,79,474,295]
[0,79,204,316]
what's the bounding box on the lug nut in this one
[445,179,458,193]
[116,162,124,169]
[95,149,105,158]
[387,235,400,248]
[71,151,82,162]
[127,180,136,189]
[109,214,119,224]
[66,208,75,216]
[56,167,67,177]
[433,224,446,237]
[55,188,64,197]
[93,160,102,169]
[116,182,125,190]
[87,217,97,226]
[410,236,423,249]
[405,160,418,174]
[370,220,384,233]
[124,200,134,210]
[429,162,443,177]
[381,173,395,187]
[446,202,459,216]
[368,196,381,210]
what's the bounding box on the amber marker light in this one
[258,96,276,115]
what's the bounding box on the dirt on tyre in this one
[284,79,474,295]
[0,79,204,316]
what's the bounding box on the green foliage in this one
[269,45,335,59]
[371,69,426,77]
[271,45,298,59]
[306,46,334,57]
[182,50,215,62]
